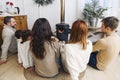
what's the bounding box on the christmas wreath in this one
[33,0,54,6]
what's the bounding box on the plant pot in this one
[89,17,98,27]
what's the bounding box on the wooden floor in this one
[0,52,120,80]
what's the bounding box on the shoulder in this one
[2,26,9,32]
[87,39,92,44]
[95,38,106,46]
[87,39,93,48]
[3,26,14,33]
[64,43,76,50]
[44,41,59,48]
[98,38,105,42]
[64,43,71,47]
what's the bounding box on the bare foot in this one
[0,59,7,65]
[17,63,23,68]
[26,66,34,71]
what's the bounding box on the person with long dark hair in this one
[61,20,93,80]
[24,18,60,79]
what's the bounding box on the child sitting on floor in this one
[15,29,33,69]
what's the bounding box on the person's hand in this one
[51,36,59,41]
[59,41,65,47]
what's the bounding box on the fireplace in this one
[56,0,70,42]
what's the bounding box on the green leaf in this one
[33,0,54,6]
[82,0,108,19]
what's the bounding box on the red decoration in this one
[6,2,9,5]
[10,2,13,6]
[6,1,14,7]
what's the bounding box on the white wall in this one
[1,0,120,35]
[0,0,81,32]
[0,0,24,14]
[23,0,60,31]
[65,0,79,28]
[23,0,80,32]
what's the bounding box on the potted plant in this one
[83,0,108,27]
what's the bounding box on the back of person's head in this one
[32,18,53,40]
[102,16,119,31]
[21,29,32,44]
[4,16,14,25]
[31,18,53,59]
[15,30,22,39]
[69,19,88,49]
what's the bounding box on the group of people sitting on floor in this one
[0,16,120,80]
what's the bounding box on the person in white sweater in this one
[61,20,93,80]
[0,16,17,64]
[15,30,33,69]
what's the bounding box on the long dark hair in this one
[69,20,88,49]
[31,18,53,59]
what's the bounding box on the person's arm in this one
[53,41,60,59]
[93,39,106,52]
[1,31,13,60]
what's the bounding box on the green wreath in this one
[33,0,54,6]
